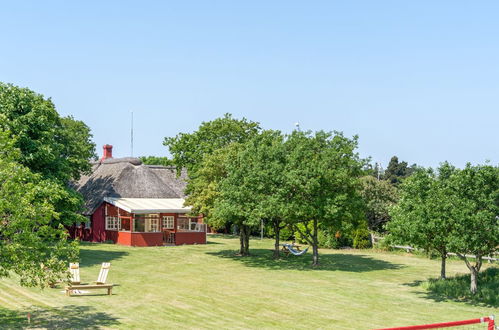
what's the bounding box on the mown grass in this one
[0,235,497,329]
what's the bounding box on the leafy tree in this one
[139,156,173,166]
[185,144,241,227]
[360,176,399,232]
[213,130,287,257]
[0,83,96,183]
[447,164,499,294]
[0,131,79,287]
[163,113,260,174]
[384,156,417,185]
[387,164,457,279]
[164,114,260,242]
[283,131,365,266]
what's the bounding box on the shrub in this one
[353,226,371,249]
[421,267,498,307]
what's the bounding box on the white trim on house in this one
[104,197,191,214]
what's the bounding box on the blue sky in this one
[1,1,498,168]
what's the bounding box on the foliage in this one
[360,176,399,232]
[213,130,287,256]
[0,132,79,287]
[446,164,499,294]
[163,113,260,174]
[0,83,96,183]
[387,164,457,279]
[421,267,498,307]
[383,156,417,185]
[353,225,372,249]
[184,144,240,227]
[283,130,365,266]
[165,114,261,255]
[139,156,173,166]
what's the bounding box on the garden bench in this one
[65,284,113,296]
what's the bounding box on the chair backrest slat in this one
[97,262,111,284]
[69,263,80,284]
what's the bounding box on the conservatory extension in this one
[96,197,206,247]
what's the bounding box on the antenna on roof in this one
[130,111,134,157]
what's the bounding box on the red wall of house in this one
[131,232,164,246]
[91,203,106,242]
[176,232,206,245]
[91,202,206,246]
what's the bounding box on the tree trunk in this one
[440,252,447,280]
[244,225,250,256]
[273,220,280,259]
[470,266,478,295]
[239,225,245,255]
[459,253,482,295]
[311,219,319,267]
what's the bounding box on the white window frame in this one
[162,216,174,230]
[105,216,120,230]
[148,217,159,232]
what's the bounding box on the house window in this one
[149,218,159,232]
[105,216,120,230]
[162,216,174,229]
[134,214,160,232]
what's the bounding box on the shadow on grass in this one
[206,248,403,272]
[79,248,129,267]
[0,305,120,329]
[405,267,498,308]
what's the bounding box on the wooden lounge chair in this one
[94,262,111,284]
[65,262,113,296]
[69,263,80,284]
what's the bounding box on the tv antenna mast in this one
[130,111,134,157]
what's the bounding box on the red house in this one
[71,145,206,247]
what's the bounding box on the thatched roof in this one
[73,158,188,215]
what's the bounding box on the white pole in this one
[131,111,134,157]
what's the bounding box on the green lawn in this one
[0,235,497,329]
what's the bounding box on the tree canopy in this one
[387,164,457,279]
[164,113,260,174]
[446,164,499,294]
[283,131,365,266]
[0,83,96,183]
[139,156,173,167]
[0,131,78,287]
[388,162,499,292]
[383,156,417,185]
[213,130,287,256]
[360,176,398,232]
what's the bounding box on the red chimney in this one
[101,144,113,160]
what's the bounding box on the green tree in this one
[0,131,79,287]
[164,113,260,174]
[387,164,457,279]
[383,156,417,185]
[0,83,96,183]
[164,114,260,238]
[139,156,173,166]
[447,164,499,294]
[0,83,96,227]
[360,176,399,232]
[283,131,365,266]
[213,130,287,257]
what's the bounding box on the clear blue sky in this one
[1,1,498,168]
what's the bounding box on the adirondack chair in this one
[69,263,80,284]
[65,262,113,296]
[94,262,111,284]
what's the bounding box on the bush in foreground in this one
[421,267,498,307]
